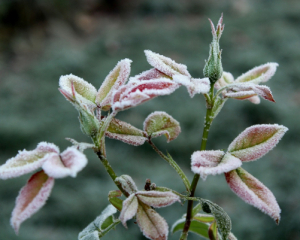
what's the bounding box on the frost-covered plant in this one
[0,15,288,240]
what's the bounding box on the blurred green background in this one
[0,0,299,239]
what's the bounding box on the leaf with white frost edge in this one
[59,74,97,107]
[235,62,278,84]
[96,59,132,110]
[78,205,118,240]
[191,151,242,180]
[228,124,288,162]
[136,191,180,208]
[42,147,88,178]
[225,167,281,224]
[112,79,180,112]
[106,118,147,146]
[144,50,191,77]
[119,194,138,228]
[129,68,170,83]
[136,202,169,240]
[208,221,218,240]
[115,175,138,195]
[173,75,210,97]
[143,111,181,142]
[11,170,54,234]
[0,142,59,180]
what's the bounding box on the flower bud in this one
[203,14,224,84]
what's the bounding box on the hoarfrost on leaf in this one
[136,191,180,208]
[119,194,138,228]
[225,167,281,224]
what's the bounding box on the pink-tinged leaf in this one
[112,79,180,112]
[42,147,87,178]
[235,63,278,84]
[59,74,97,105]
[129,68,170,82]
[11,170,54,234]
[136,202,169,240]
[228,124,288,162]
[225,90,257,100]
[0,142,59,180]
[144,50,191,77]
[225,167,281,223]
[191,151,242,180]
[215,71,234,90]
[115,175,138,195]
[208,221,219,240]
[251,85,275,102]
[96,59,132,110]
[105,118,147,146]
[247,95,260,104]
[143,111,181,142]
[136,191,180,208]
[173,75,210,97]
[119,194,138,228]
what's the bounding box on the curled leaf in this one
[96,59,132,110]
[0,142,59,180]
[112,79,180,112]
[78,205,118,240]
[119,194,138,228]
[173,75,210,97]
[208,221,219,240]
[115,175,138,195]
[42,147,88,178]
[144,50,191,77]
[228,124,288,162]
[136,202,169,240]
[235,62,278,84]
[143,111,181,142]
[106,118,147,146]
[108,190,123,212]
[136,191,180,208]
[225,167,281,224]
[11,170,54,234]
[191,151,242,180]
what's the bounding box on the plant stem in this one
[95,150,129,197]
[148,139,191,192]
[180,85,215,240]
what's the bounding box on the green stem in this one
[180,85,215,240]
[95,150,129,197]
[148,140,191,192]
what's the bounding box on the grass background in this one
[0,0,299,239]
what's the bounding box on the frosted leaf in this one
[112,79,180,112]
[173,75,210,97]
[136,191,180,208]
[228,124,288,162]
[115,175,138,195]
[129,68,170,83]
[105,118,147,146]
[235,63,278,84]
[78,205,117,240]
[42,147,88,178]
[143,111,181,142]
[247,95,260,104]
[215,72,234,90]
[228,232,238,240]
[59,74,97,107]
[136,202,169,240]
[144,50,191,78]
[225,167,281,223]
[191,151,242,180]
[96,59,132,110]
[225,90,257,100]
[11,170,54,234]
[119,194,138,228]
[0,142,59,180]
[65,138,95,152]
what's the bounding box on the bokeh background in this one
[0,0,299,239]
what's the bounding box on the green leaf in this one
[201,200,231,240]
[208,221,218,240]
[106,118,147,146]
[171,218,209,238]
[108,190,123,212]
[191,203,203,217]
[143,111,181,142]
[78,205,119,240]
[193,214,215,223]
